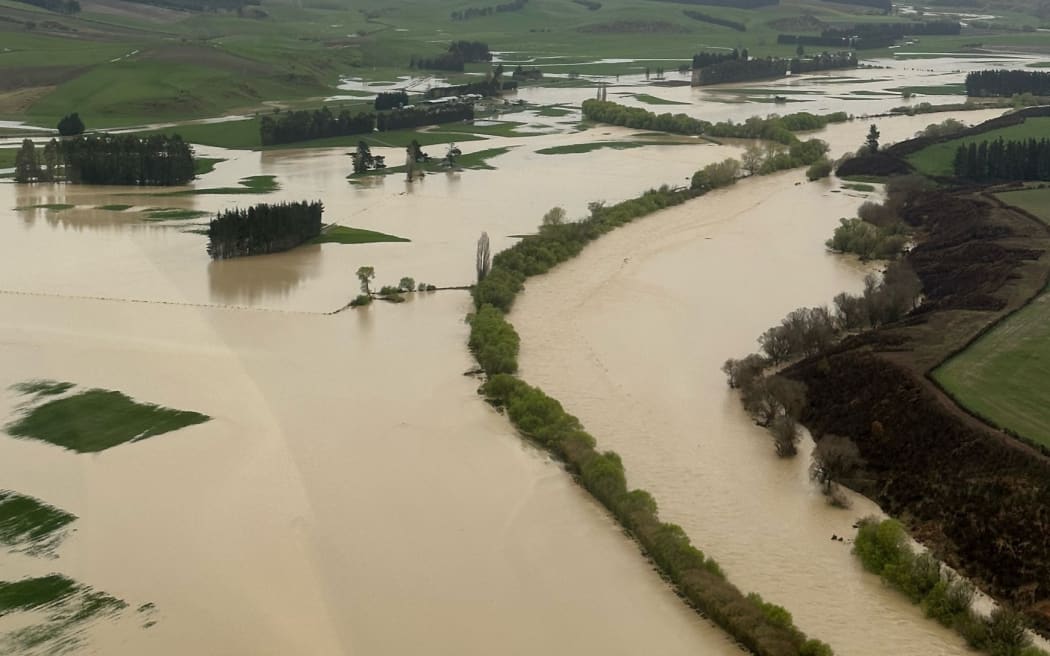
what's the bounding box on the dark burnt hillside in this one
[787,191,1050,635]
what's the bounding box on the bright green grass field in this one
[312,226,410,245]
[5,385,210,453]
[996,187,1050,225]
[906,117,1050,177]
[0,491,75,555]
[934,290,1050,449]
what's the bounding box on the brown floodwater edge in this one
[467,183,836,656]
[786,187,1050,636]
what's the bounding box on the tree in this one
[741,144,764,175]
[865,124,880,153]
[14,139,41,183]
[476,232,491,283]
[541,206,566,227]
[352,141,372,174]
[56,112,85,136]
[399,277,415,292]
[357,266,375,296]
[810,434,861,495]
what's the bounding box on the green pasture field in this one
[906,117,1050,177]
[934,289,1050,449]
[5,383,210,453]
[996,186,1050,225]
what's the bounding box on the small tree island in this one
[207,201,323,259]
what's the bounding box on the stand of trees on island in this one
[206,201,322,260]
[966,70,1050,97]
[693,51,857,85]
[260,103,474,146]
[953,137,1050,182]
[13,135,194,185]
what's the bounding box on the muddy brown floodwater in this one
[0,97,1012,655]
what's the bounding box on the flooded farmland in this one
[0,53,1023,656]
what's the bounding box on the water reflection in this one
[207,246,323,306]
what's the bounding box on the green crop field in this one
[996,187,1050,225]
[906,117,1050,177]
[312,225,410,245]
[935,289,1050,449]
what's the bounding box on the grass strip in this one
[312,225,410,245]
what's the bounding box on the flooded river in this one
[0,62,1016,656]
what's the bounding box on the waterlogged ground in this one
[0,59,1017,655]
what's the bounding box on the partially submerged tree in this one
[356,266,375,296]
[810,434,862,506]
[476,232,491,283]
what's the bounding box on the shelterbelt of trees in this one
[468,143,838,655]
[954,137,1050,181]
[581,99,847,145]
[13,135,194,186]
[260,103,475,146]
[966,70,1050,97]
[206,201,322,259]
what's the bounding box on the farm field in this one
[906,116,1050,176]
[997,186,1050,224]
[935,289,1050,449]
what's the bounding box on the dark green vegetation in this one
[311,225,409,245]
[14,135,194,185]
[778,20,960,50]
[13,0,80,14]
[535,140,677,155]
[97,204,133,211]
[854,518,1049,656]
[194,157,223,176]
[967,69,1050,97]
[15,203,74,211]
[628,93,689,105]
[682,9,746,31]
[261,102,475,146]
[56,111,84,136]
[694,51,856,85]
[0,491,76,555]
[207,200,322,258]
[12,380,75,396]
[6,384,210,453]
[953,137,1050,182]
[469,179,837,655]
[0,575,126,654]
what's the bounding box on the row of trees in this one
[424,78,507,99]
[448,40,491,62]
[57,112,84,136]
[14,135,194,186]
[691,48,745,70]
[853,518,1045,656]
[966,70,1050,97]
[953,137,1050,182]
[694,52,856,85]
[450,0,526,20]
[259,104,474,146]
[206,201,322,260]
[260,107,373,146]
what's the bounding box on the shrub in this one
[468,305,520,375]
[349,294,372,307]
[806,158,833,180]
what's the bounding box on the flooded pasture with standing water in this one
[0,53,1024,655]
